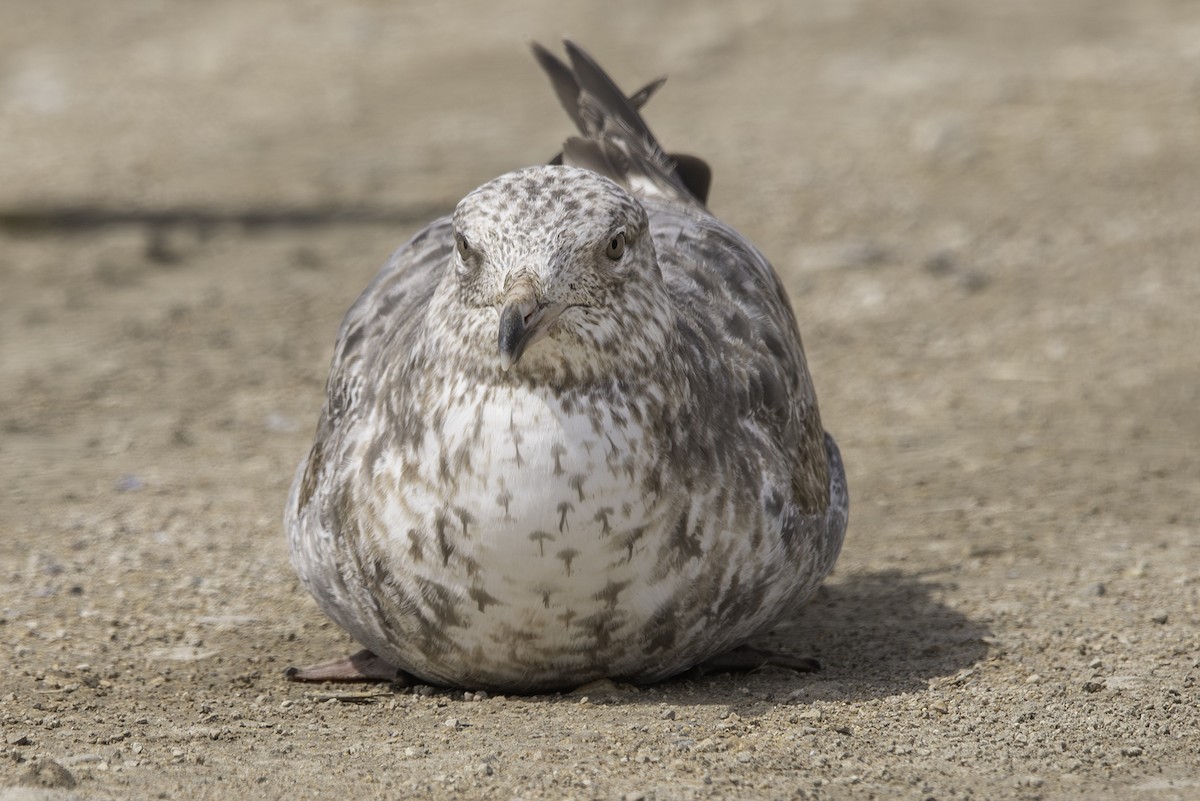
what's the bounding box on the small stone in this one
[1150,612,1168,625]
[1082,680,1105,693]
[622,792,647,801]
[736,751,752,763]
[19,759,77,789]
[1104,675,1145,691]
[7,733,31,746]
[661,708,676,720]
[1121,746,1144,757]
[60,754,105,767]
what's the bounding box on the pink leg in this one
[285,648,416,684]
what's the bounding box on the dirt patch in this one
[3,2,1198,799]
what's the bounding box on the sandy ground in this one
[3,1,1199,799]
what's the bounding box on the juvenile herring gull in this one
[285,41,848,692]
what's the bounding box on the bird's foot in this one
[693,645,821,675]
[285,648,416,684]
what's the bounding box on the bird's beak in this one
[497,295,567,371]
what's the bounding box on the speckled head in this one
[436,165,668,382]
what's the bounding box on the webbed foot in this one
[693,645,821,675]
[285,648,416,684]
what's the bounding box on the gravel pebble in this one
[18,759,77,790]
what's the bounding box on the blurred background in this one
[3,0,1196,526]
[7,1,1197,230]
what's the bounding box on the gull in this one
[284,41,848,692]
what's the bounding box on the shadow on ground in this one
[478,568,991,707]
[767,568,991,700]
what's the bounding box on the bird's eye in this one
[455,233,472,260]
[606,231,626,261]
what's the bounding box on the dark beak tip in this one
[498,303,527,366]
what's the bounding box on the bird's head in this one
[441,165,669,381]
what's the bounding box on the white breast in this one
[364,381,677,675]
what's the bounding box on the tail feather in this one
[531,42,588,134]
[627,76,668,111]
[561,41,661,149]
[532,40,710,205]
[532,42,667,138]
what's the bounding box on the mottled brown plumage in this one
[285,41,848,692]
